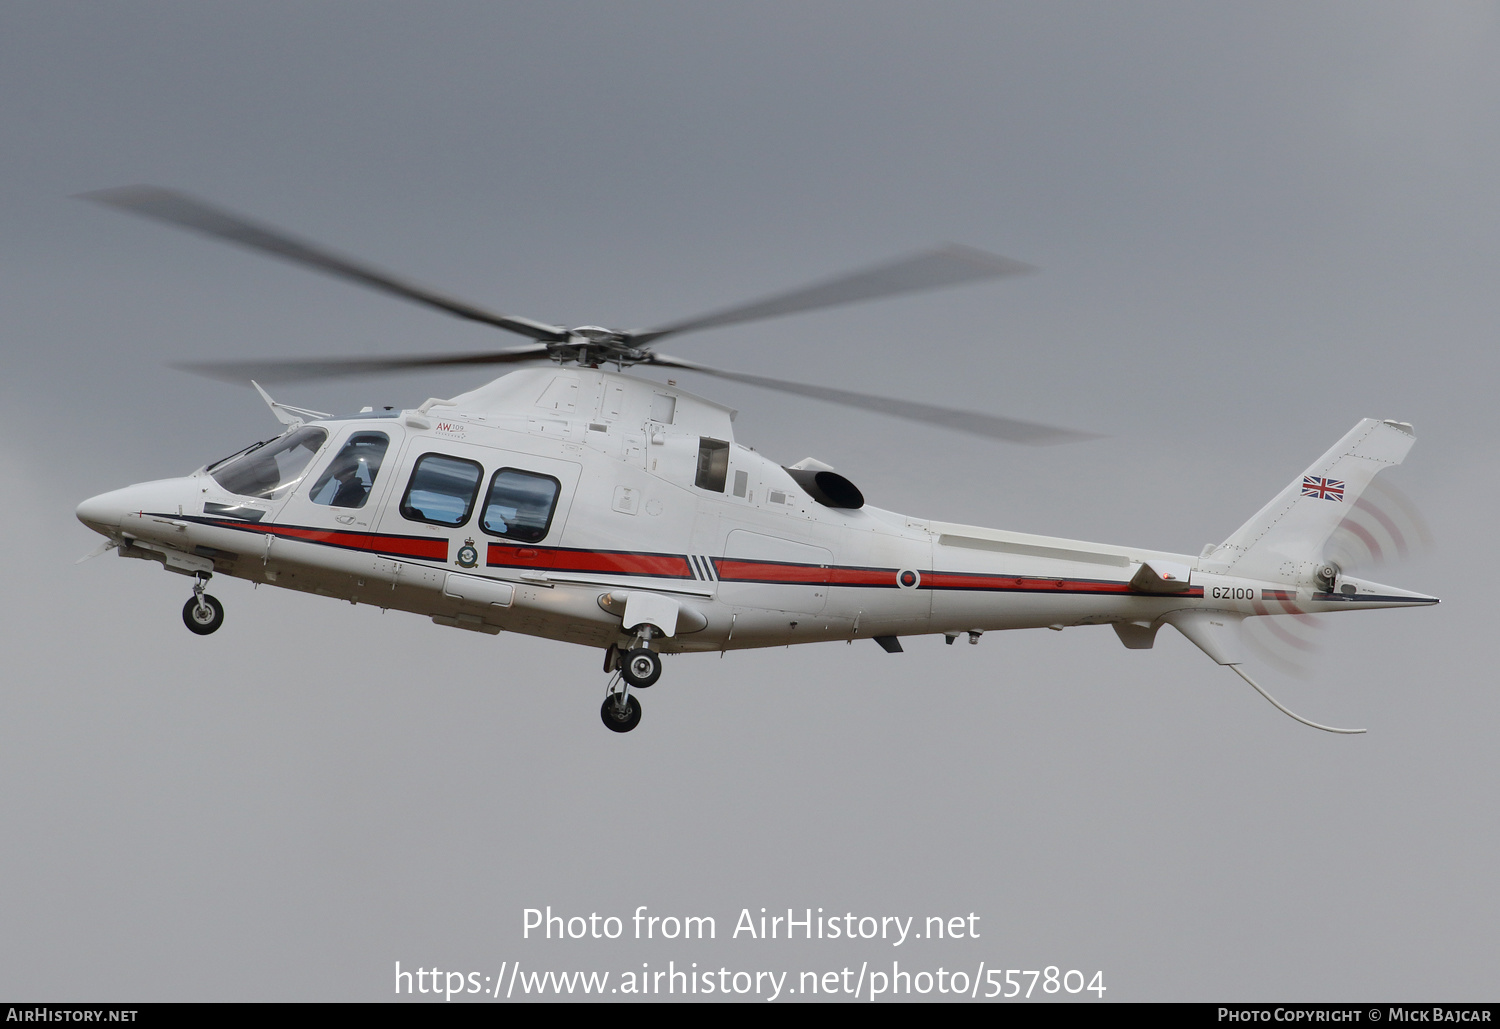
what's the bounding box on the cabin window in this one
[210,426,328,501]
[400,453,483,527]
[481,469,561,543]
[696,437,729,492]
[307,432,390,509]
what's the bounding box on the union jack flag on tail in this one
[1302,475,1345,502]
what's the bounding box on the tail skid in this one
[1228,664,1365,734]
[1164,610,1366,733]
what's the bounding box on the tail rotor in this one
[1240,477,1432,677]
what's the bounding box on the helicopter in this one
[74,187,1438,733]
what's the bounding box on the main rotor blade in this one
[630,245,1034,346]
[648,354,1099,445]
[174,345,553,384]
[79,186,569,342]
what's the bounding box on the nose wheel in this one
[182,594,224,634]
[182,574,224,635]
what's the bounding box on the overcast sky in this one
[1,1,1495,1002]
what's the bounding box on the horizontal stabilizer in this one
[1130,560,1193,593]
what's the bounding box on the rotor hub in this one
[550,328,650,368]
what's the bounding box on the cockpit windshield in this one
[209,426,328,500]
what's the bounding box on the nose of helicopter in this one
[76,488,129,535]
[76,480,188,536]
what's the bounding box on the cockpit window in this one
[204,438,274,474]
[307,432,390,509]
[209,426,328,500]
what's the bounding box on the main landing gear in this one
[599,628,664,733]
[600,690,642,733]
[621,647,662,688]
[182,573,224,635]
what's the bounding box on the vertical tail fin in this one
[1199,419,1415,584]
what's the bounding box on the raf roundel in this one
[897,569,920,589]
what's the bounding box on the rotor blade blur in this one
[1324,478,1435,573]
[173,345,553,384]
[630,245,1035,346]
[78,186,569,342]
[649,355,1099,445]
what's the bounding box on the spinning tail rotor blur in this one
[1240,477,1434,677]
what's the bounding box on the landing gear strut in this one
[600,626,666,732]
[619,625,663,688]
[182,573,224,635]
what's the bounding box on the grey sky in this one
[1,1,1494,1001]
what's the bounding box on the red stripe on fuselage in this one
[921,571,1127,592]
[712,559,894,587]
[827,566,897,587]
[487,543,692,578]
[920,570,1203,597]
[716,559,828,584]
[471,541,1205,598]
[201,518,448,560]
[190,517,1195,598]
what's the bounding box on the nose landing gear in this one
[182,574,224,635]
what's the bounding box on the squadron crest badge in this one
[456,538,479,568]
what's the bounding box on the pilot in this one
[328,458,370,508]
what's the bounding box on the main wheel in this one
[600,694,643,733]
[620,648,662,688]
[182,594,225,635]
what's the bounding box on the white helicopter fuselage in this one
[70,187,1438,732]
[77,367,1435,669]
